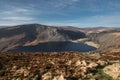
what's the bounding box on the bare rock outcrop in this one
[103,63,120,79]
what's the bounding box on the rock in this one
[87,62,98,68]
[33,75,39,80]
[103,63,120,79]
[58,75,64,80]
[12,66,17,70]
[97,60,107,66]
[16,78,22,80]
[42,72,52,80]
[14,67,30,77]
[53,75,64,80]
[75,60,81,66]
[66,60,72,66]
[81,60,87,66]
[81,67,87,73]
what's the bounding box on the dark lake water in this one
[10,41,97,52]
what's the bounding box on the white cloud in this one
[0,6,34,15]
[82,14,120,25]
[72,0,79,2]
[0,5,37,22]
[0,5,38,26]
[46,0,79,9]
[1,17,34,21]
[40,13,120,27]
[0,0,120,27]
[0,20,38,26]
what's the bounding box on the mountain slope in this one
[88,31,120,49]
[62,26,114,34]
[0,24,86,52]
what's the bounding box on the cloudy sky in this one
[0,0,120,27]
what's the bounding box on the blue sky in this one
[0,0,120,27]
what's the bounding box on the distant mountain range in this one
[61,26,119,34]
[0,24,86,52]
[62,26,120,49]
[0,23,120,52]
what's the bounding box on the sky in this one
[0,0,120,27]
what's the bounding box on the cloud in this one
[1,17,34,21]
[1,13,120,27]
[75,12,119,24]
[0,5,38,26]
[0,5,37,22]
[0,5,35,15]
[74,14,120,27]
[41,13,120,27]
[72,0,79,2]
[0,0,120,27]
[0,9,30,17]
[44,0,79,9]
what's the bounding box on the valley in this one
[0,24,86,52]
[0,24,119,52]
[0,24,120,80]
[1,0,120,79]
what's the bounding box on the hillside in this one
[0,24,86,52]
[0,25,120,80]
[0,52,117,80]
[0,24,119,52]
[88,30,120,49]
[62,26,114,34]
[62,26,120,50]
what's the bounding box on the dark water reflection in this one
[10,41,97,52]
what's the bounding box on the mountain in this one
[88,30,120,49]
[62,26,114,34]
[0,24,119,52]
[62,26,120,49]
[80,27,114,34]
[0,26,8,28]
[0,24,86,52]
[0,25,120,79]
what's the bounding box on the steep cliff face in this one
[0,24,86,52]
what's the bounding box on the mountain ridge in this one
[0,24,86,52]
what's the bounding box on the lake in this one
[9,41,97,52]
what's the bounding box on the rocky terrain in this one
[0,51,119,80]
[0,24,120,80]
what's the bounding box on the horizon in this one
[0,0,120,27]
[0,23,120,29]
